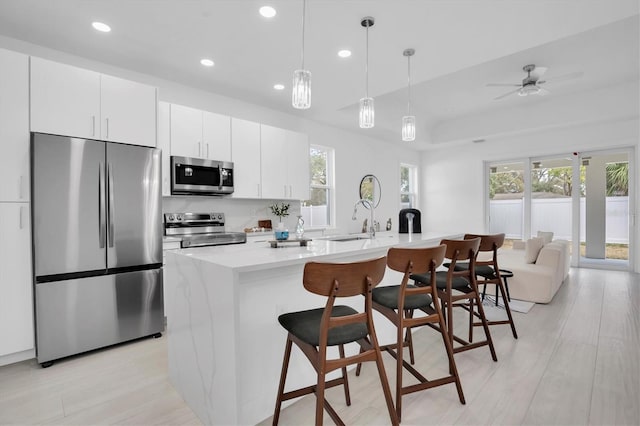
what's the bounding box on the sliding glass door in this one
[577,150,632,269]
[486,148,635,271]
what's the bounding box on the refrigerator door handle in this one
[108,163,115,247]
[99,162,106,248]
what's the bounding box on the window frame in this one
[400,162,418,209]
[303,144,335,229]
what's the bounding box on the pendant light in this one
[402,48,416,141]
[359,16,375,128]
[292,0,311,109]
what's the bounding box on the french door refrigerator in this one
[31,132,164,366]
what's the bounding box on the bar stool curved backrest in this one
[413,238,497,362]
[463,233,518,340]
[359,245,465,421]
[273,256,399,426]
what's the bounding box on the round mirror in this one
[359,174,381,208]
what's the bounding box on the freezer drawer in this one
[35,269,163,363]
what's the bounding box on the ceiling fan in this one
[487,64,583,100]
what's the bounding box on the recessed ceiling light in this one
[259,6,276,18]
[273,84,285,90]
[92,21,111,32]
[337,49,352,58]
[200,58,215,67]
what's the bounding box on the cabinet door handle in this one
[19,175,24,200]
[92,115,96,137]
[19,205,23,229]
[257,183,261,197]
[206,143,210,158]
[105,118,110,139]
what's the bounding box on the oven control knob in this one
[177,214,182,221]
[218,214,223,220]
[168,215,174,221]
[210,214,215,220]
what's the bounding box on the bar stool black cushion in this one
[278,305,368,346]
[444,262,496,278]
[372,285,432,310]
[411,272,471,290]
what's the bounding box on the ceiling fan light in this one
[518,85,540,97]
[292,69,311,109]
[359,97,375,128]
[402,116,415,141]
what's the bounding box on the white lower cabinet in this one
[158,101,171,196]
[0,202,34,359]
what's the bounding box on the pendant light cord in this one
[301,0,306,69]
[365,20,369,98]
[407,54,411,114]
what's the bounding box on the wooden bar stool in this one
[460,233,518,340]
[357,245,465,421]
[272,256,399,426]
[411,238,497,361]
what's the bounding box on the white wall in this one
[421,114,640,271]
[0,35,420,235]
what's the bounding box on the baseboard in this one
[0,348,35,367]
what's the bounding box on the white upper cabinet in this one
[158,101,171,196]
[0,202,34,358]
[286,130,310,200]
[100,74,157,147]
[170,103,231,161]
[203,111,231,161]
[231,118,261,198]
[0,48,30,202]
[260,124,309,200]
[30,57,157,147]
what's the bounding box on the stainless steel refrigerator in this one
[31,132,164,366]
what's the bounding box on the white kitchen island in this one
[164,231,460,425]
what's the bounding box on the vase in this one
[295,215,305,239]
[274,221,289,241]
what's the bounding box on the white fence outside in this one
[490,197,629,244]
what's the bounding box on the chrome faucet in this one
[352,199,375,238]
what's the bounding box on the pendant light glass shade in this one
[402,115,415,141]
[359,97,375,128]
[292,0,310,109]
[402,48,416,141]
[359,17,375,128]
[292,69,311,109]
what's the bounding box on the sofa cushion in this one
[537,231,554,244]
[525,237,544,263]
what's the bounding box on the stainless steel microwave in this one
[171,156,234,195]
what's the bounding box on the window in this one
[302,145,334,227]
[400,163,418,208]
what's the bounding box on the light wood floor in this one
[1,268,638,425]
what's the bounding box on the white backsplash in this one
[162,196,301,232]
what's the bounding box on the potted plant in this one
[269,203,290,240]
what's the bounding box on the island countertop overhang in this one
[167,231,462,272]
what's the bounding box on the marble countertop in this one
[168,231,460,272]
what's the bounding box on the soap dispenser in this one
[386,218,392,231]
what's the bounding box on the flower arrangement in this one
[269,202,290,222]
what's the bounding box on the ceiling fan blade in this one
[486,83,521,87]
[530,66,548,80]
[493,88,521,100]
[543,71,584,83]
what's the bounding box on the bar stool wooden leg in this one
[273,338,293,426]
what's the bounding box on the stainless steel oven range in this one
[164,212,247,247]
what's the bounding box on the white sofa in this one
[497,239,570,303]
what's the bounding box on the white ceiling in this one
[0,0,637,150]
